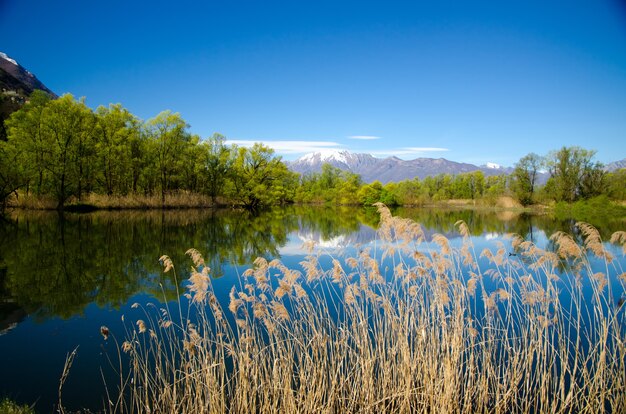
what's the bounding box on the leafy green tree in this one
[545,146,604,202]
[228,143,291,209]
[484,175,507,200]
[511,153,543,205]
[0,139,25,211]
[9,94,97,208]
[358,181,383,205]
[178,133,204,193]
[144,111,191,204]
[202,133,233,203]
[4,90,52,195]
[335,172,362,205]
[606,169,626,200]
[390,178,426,206]
[94,104,141,195]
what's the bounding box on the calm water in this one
[0,206,624,412]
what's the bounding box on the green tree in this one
[10,94,97,208]
[511,153,543,205]
[4,90,52,195]
[94,103,140,195]
[144,111,191,204]
[202,133,233,203]
[357,181,383,205]
[335,172,362,205]
[606,169,626,200]
[545,146,604,202]
[229,143,291,209]
[0,139,25,211]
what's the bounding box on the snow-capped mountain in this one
[1,51,56,139]
[287,150,514,183]
[291,150,380,174]
[0,51,55,97]
[0,52,18,67]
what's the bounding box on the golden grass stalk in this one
[101,205,626,413]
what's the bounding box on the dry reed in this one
[99,204,626,413]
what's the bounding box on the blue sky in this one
[1,0,625,166]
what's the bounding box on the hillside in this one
[0,51,56,140]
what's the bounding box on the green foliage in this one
[3,92,621,211]
[4,94,296,209]
[6,93,96,208]
[552,195,626,226]
[94,103,141,195]
[228,143,293,209]
[201,133,233,203]
[0,398,34,414]
[0,138,25,211]
[294,163,361,205]
[511,152,543,206]
[144,110,192,203]
[545,146,605,202]
[606,169,626,200]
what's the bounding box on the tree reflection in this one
[0,206,622,321]
[0,207,369,320]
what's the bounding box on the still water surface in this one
[0,206,624,412]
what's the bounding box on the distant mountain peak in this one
[297,149,353,164]
[1,51,56,140]
[0,52,18,66]
[605,158,626,172]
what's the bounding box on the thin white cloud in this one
[226,139,342,154]
[348,135,381,140]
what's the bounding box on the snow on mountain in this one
[288,151,514,183]
[1,51,57,140]
[0,52,18,66]
[298,149,352,164]
[484,162,502,169]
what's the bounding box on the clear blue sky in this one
[1,0,625,166]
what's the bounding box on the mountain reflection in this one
[0,206,623,323]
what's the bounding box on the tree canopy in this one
[1,92,623,211]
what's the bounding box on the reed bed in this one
[82,192,215,209]
[100,203,626,413]
[9,191,215,210]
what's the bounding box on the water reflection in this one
[0,206,624,412]
[0,206,624,324]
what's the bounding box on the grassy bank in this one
[91,204,626,413]
[551,195,626,222]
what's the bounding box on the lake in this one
[0,206,624,412]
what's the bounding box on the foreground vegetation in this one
[0,398,34,414]
[1,92,624,212]
[89,204,626,413]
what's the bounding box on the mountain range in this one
[0,51,56,140]
[606,159,626,172]
[287,150,625,183]
[287,150,515,183]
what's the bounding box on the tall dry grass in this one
[9,191,216,210]
[100,203,626,413]
[82,192,215,209]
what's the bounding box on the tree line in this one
[0,92,294,210]
[0,91,624,211]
